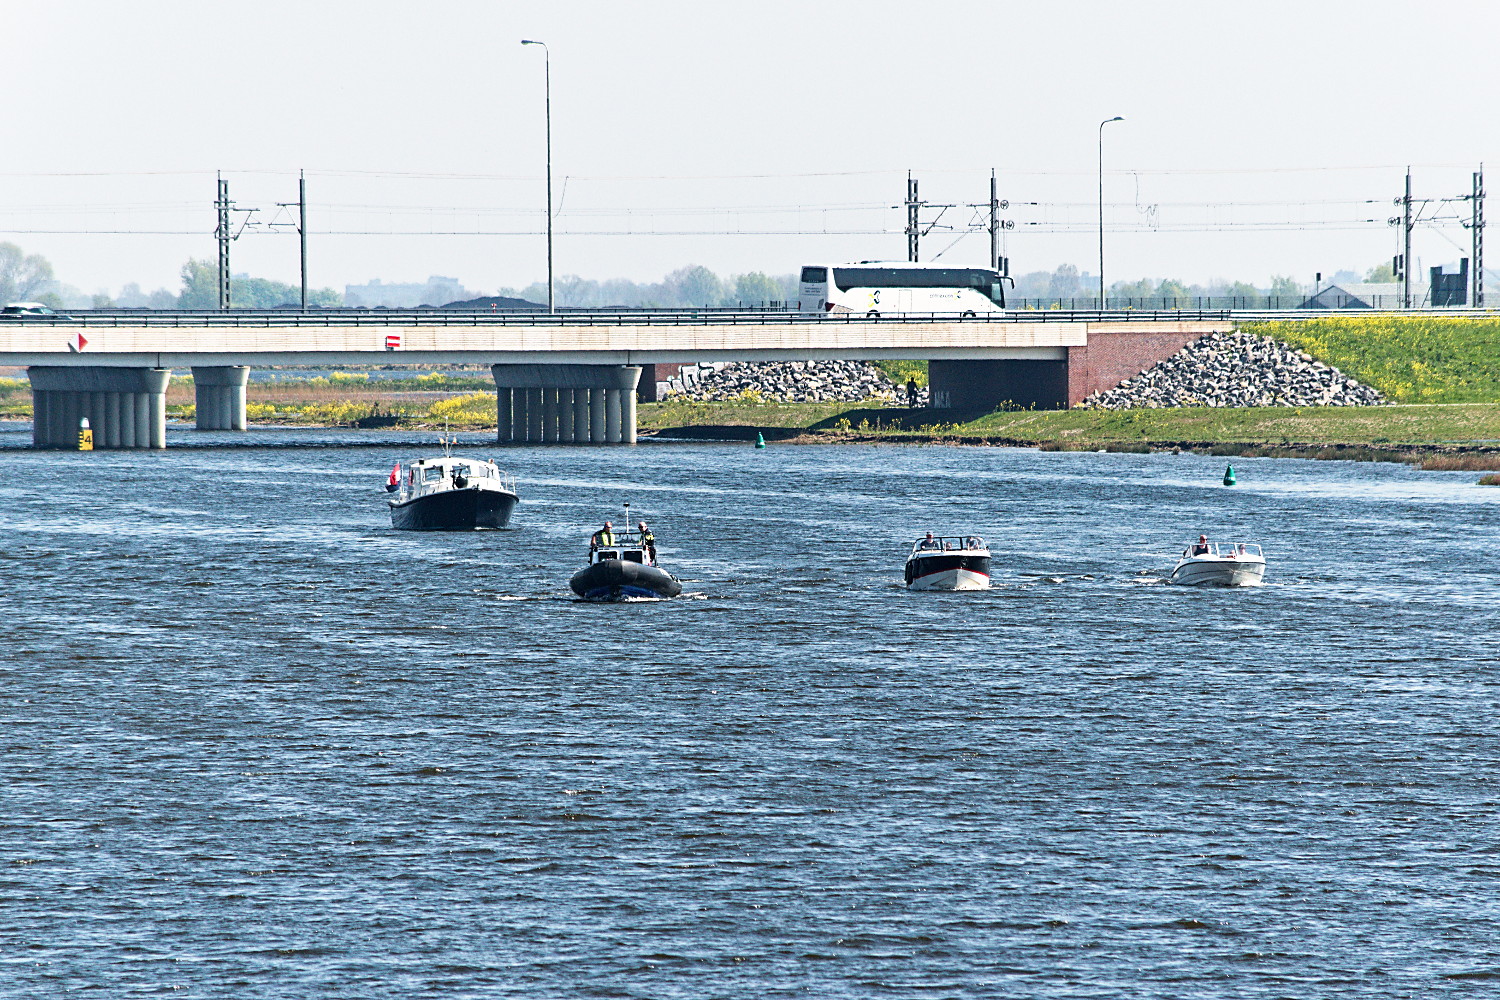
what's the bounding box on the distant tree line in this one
[496,266,800,309]
[0,238,1406,311]
[1009,262,1396,306]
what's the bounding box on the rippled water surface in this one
[4,424,1499,998]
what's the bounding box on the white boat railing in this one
[395,460,516,502]
[1180,542,1263,559]
[909,535,987,557]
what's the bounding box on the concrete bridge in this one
[0,311,1233,448]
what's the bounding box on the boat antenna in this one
[623,501,631,541]
[442,420,453,458]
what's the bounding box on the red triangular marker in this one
[76,333,88,352]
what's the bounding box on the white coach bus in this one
[797,261,1011,316]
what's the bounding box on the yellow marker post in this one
[78,417,94,451]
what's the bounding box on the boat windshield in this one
[1182,542,1263,559]
[910,535,985,554]
[595,547,645,563]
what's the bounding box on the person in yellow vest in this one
[590,521,616,551]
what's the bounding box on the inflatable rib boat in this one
[569,510,682,601]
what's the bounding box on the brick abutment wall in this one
[1064,327,1210,406]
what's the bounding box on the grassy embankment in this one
[644,317,1500,476]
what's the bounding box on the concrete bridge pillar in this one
[495,387,514,441]
[589,388,608,443]
[542,389,561,443]
[28,366,171,450]
[191,366,250,430]
[621,386,638,445]
[571,389,590,442]
[556,389,576,443]
[511,388,530,443]
[526,388,544,442]
[491,364,643,445]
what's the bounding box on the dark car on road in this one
[0,302,74,319]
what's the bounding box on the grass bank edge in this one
[641,400,1500,447]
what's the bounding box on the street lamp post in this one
[521,39,553,312]
[1098,116,1124,310]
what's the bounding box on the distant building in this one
[1301,262,1472,309]
[1300,282,1420,309]
[344,276,474,308]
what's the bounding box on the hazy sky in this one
[7,0,1497,296]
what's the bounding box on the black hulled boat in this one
[387,454,519,530]
[569,504,682,601]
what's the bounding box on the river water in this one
[3,423,1499,998]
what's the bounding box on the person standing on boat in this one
[638,521,657,563]
[590,521,616,551]
[1191,534,1211,555]
[918,532,940,550]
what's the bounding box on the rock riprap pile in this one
[666,360,919,404]
[1081,331,1384,409]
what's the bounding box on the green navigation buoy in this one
[755,431,766,449]
[1223,463,1236,486]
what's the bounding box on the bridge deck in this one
[0,317,1232,367]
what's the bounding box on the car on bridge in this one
[1,302,73,320]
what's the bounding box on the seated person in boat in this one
[637,521,657,562]
[590,521,616,550]
[1191,534,1211,555]
[918,532,940,550]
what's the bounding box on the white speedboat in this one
[905,535,991,591]
[1169,542,1266,587]
[386,439,519,531]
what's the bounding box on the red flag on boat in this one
[387,461,400,491]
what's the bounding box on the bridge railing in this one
[0,306,1492,327]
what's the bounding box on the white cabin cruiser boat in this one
[386,447,519,531]
[1169,541,1266,587]
[905,534,991,591]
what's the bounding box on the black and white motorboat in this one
[1169,540,1266,587]
[904,534,991,591]
[569,503,682,601]
[385,441,519,531]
